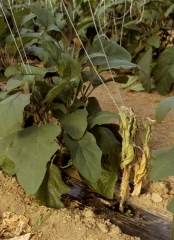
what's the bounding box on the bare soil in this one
[0,82,174,240]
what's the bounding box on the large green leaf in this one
[82,37,137,70]
[138,48,152,92]
[149,144,174,181]
[88,111,119,129]
[45,82,68,104]
[85,126,121,199]
[153,46,174,95]
[35,164,70,208]
[29,5,56,30]
[0,93,30,137]
[156,96,174,123]
[7,124,61,194]
[60,109,88,140]
[64,132,102,183]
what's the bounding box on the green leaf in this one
[149,144,174,181]
[21,13,35,25]
[19,64,57,76]
[42,40,62,64]
[12,8,31,27]
[60,109,88,140]
[61,53,81,78]
[131,83,145,92]
[147,35,160,48]
[4,65,19,78]
[82,37,137,70]
[152,46,174,95]
[87,97,102,116]
[85,126,121,199]
[156,96,174,123]
[0,133,15,166]
[88,111,119,129]
[165,4,174,17]
[0,93,30,137]
[35,164,70,208]
[6,79,22,91]
[45,82,68,104]
[64,132,102,183]
[29,5,55,29]
[121,75,139,89]
[138,48,152,92]
[7,124,61,194]
[49,103,67,114]
[124,21,140,31]
[1,157,16,176]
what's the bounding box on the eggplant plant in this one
[0,2,138,208]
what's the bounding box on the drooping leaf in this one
[45,82,68,103]
[64,132,102,183]
[156,96,174,123]
[60,109,88,140]
[88,111,119,129]
[152,46,174,95]
[7,124,61,194]
[85,126,121,199]
[35,164,70,208]
[0,93,30,137]
[149,144,174,181]
[138,48,152,92]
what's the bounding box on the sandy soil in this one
[0,81,174,240]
